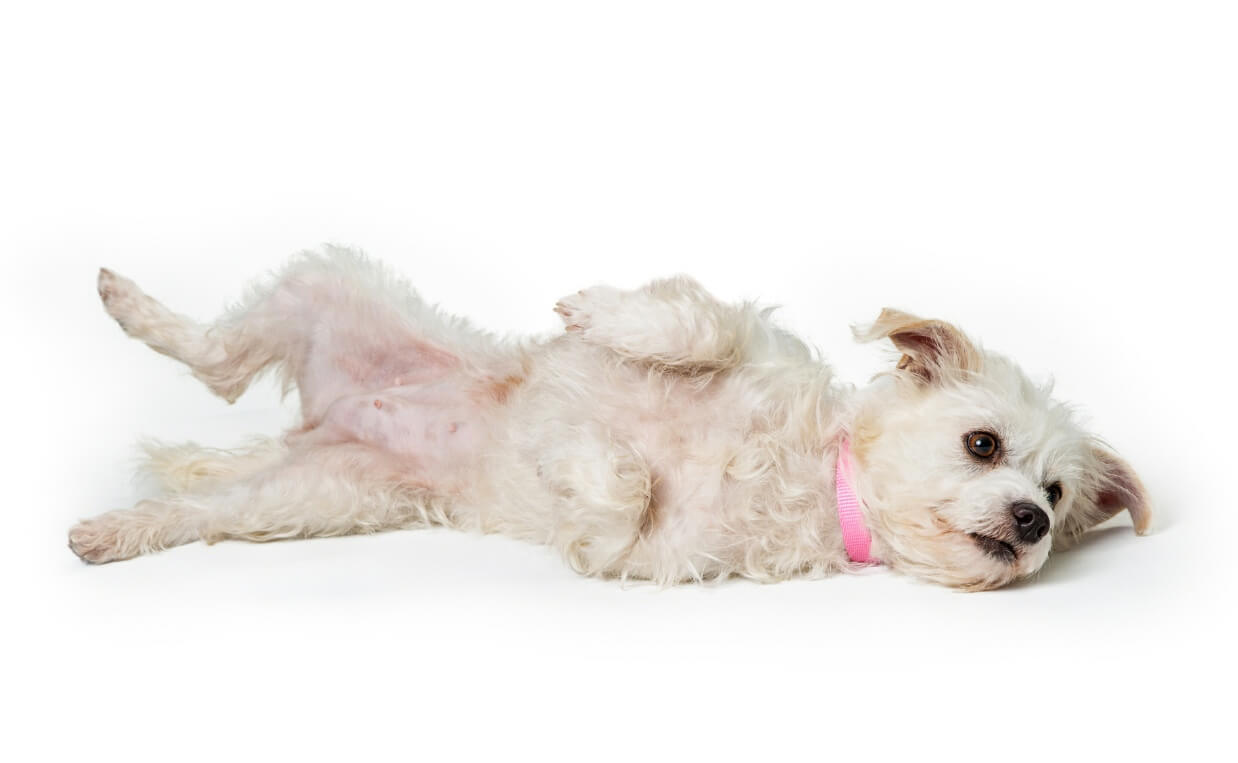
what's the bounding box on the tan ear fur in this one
[853,308,981,382]
[1057,447,1152,546]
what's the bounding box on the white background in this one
[3,1,1234,760]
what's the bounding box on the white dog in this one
[69,246,1150,590]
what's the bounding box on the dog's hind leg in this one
[98,247,519,422]
[97,267,278,403]
[68,499,205,564]
[70,444,448,564]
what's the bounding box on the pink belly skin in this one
[289,377,490,488]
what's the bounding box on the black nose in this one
[1011,502,1050,543]
[1010,500,1049,542]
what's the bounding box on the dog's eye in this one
[965,431,1000,460]
[1045,482,1063,507]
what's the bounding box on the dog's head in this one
[849,309,1150,591]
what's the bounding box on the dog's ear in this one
[1055,446,1151,548]
[853,308,981,383]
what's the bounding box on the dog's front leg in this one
[535,423,654,577]
[553,276,809,372]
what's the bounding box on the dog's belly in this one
[289,377,491,486]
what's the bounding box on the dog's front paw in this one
[554,286,622,335]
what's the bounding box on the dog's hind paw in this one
[69,515,129,564]
[68,508,164,564]
[97,267,146,333]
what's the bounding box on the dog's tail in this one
[136,437,286,493]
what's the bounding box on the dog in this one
[69,246,1150,590]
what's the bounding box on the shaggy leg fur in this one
[68,501,205,564]
[69,445,447,563]
[554,276,811,370]
[97,267,252,401]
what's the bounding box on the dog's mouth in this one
[969,533,1017,563]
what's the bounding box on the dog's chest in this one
[517,343,828,511]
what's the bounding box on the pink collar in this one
[835,439,879,564]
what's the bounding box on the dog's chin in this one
[958,530,1053,590]
[968,532,1017,564]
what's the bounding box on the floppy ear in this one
[1055,446,1152,547]
[853,308,981,382]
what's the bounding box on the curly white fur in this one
[69,246,1150,590]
